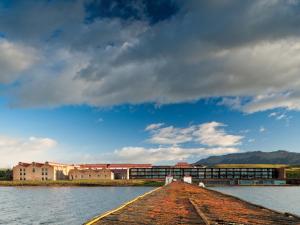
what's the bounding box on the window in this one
[24,178,26,180]
[32,168,35,173]
[42,177,44,180]
[20,168,22,172]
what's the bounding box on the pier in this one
[85,182,300,225]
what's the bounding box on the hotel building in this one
[13,161,286,185]
[13,162,74,181]
[69,168,114,180]
[129,163,287,185]
[13,162,152,181]
[71,164,152,180]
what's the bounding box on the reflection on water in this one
[0,186,154,225]
[210,186,300,216]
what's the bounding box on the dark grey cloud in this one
[1,0,300,112]
[84,0,179,24]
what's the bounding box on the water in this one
[210,186,300,216]
[0,186,154,225]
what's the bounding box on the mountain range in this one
[195,150,300,166]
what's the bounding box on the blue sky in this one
[1,0,300,167]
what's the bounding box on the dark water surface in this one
[0,186,154,225]
[210,186,300,216]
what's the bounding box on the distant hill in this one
[195,150,300,166]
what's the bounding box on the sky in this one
[1,0,300,167]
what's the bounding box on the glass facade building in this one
[129,167,278,180]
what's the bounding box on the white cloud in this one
[0,39,38,83]
[148,125,195,145]
[269,111,288,120]
[113,146,239,164]
[269,112,278,117]
[0,135,57,168]
[146,122,243,147]
[194,122,243,147]
[241,92,300,113]
[145,123,164,131]
[259,126,266,132]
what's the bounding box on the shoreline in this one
[0,180,164,187]
[1,180,298,187]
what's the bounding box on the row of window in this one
[131,171,273,174]
[20,177,49,180]
[136,175,262,178]
[131,172,273,176]
[19,168,49,174]
[69,173,112,180]
[131,168,275,172]
[130,168,277,179]
[72,174,109,178]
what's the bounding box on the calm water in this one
[210,186,300,216]
[0,186,154,225]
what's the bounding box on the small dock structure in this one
[85,182,300,225]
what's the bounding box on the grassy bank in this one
[0,179,164,187]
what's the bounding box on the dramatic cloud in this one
[0,39,38,83]
[148,125,195,145]
[147,122,243,146]
[1,1,300,112]
[194,122,243,147]
[0,135,57,167]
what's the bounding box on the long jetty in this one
[85,182,300,225]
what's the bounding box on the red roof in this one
[18,162,31,167]
[79,164,152,169]
[46,162,72,166]
[174,162,191,168]
[17,162,45,167]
